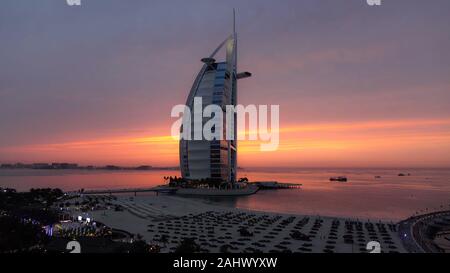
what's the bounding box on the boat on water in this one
[330,176,348,182]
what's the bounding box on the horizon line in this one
[1,162,449,170]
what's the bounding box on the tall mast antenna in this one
[233,8,236,34]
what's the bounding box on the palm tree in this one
[160,234,169,248]
[238,177,249,183]
[174,238,201,253]
[220,244,230,253]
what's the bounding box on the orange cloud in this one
[1,118,450,167]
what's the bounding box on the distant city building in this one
[0,163,32,169]
[14,163,31,169]
[32,163,52,169]
[51,163,78,169]
[105,165,121,170]
[135,165,153,170]
[179,14,251,183]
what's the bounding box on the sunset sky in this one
[1,0,450,168]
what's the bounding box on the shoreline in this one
[3,168,450,223]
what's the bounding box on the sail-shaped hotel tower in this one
[179,13,251,183]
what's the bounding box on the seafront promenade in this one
[399,210,450,253]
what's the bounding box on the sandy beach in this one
[68,194,406,253]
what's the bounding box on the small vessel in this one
[330,176,348,182]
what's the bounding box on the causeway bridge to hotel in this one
[67,186,177,196]
[66,181,302,197]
